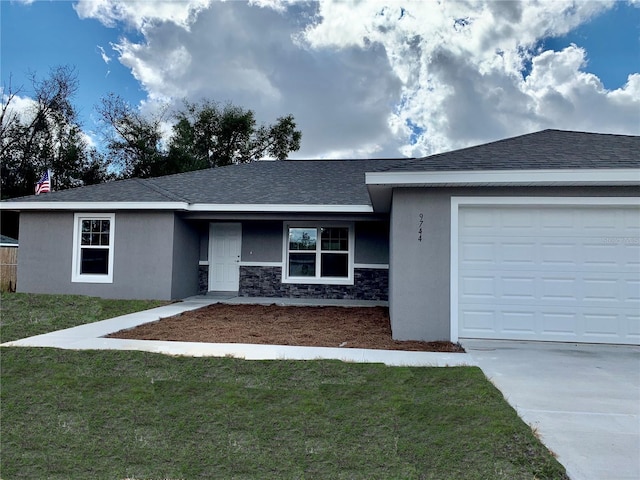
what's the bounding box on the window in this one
[72,213,115,283]
[284,223,353,284]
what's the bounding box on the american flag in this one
[35,170,51,195]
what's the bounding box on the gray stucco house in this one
[3,129,639,345]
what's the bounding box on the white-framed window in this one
[283,222,354,285]
[72,213,115,283]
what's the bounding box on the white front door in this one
[209,223,242,292]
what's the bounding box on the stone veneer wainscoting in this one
[237,266,388,300]
[198,265,209,295]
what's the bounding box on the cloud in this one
[74,0,639,158]
[74,0,213,31]
[524,46,640,134]
[2,90,98,149]
[1,90,38,124]
[97,45,111,64]
[102,2,402,157]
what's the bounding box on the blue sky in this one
[2,1,146,126]
[539,2,639,90]
[2,1,639,159]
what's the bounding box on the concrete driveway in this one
[463,340,640,480]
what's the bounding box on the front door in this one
[209,223,242,292]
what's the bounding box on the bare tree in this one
[1,66,112,199]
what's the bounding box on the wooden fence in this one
[0,247,18,292]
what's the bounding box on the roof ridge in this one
[410,129,640,164]
[281,158,413,162]
[133,178,190,203]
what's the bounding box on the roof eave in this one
[365,168,640,212]
[0,201,374,214]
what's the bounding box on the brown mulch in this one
[107,303,464,352]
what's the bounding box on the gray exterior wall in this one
[238,220,389,265]
[197,219,391,293]
[17,212,75,296]
[171,216,200,299]
[241,221,283,262]
[355,221,389,264]
[18,211,195,300]
[389,186,640,341]
[390,189,450,341]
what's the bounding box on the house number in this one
[418,213,424,242]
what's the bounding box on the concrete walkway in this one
[1,296,472,367]
[463,339,640,480]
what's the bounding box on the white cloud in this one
[1,91,97,150]
[1,91,38,124]
[74,0,212,31]
[75,0,639,159]
[524,46,640,134]
[97,45,111,64]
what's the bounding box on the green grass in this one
[0,293,569,479]
[0,292,167,343]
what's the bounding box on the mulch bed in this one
[107,303,464,352]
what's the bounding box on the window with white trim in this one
[72,213,115,283]
[284,223,353,284]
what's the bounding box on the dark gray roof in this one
[7,159,413,206]
[149,159,416,205]
[385,130,639,172]
[5,177,189,203]
[4,130,637,208]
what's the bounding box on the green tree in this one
[96,93,166,179]
[168,100,302,168]
[98,96,302,178]
[0,66,112,199]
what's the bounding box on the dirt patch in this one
[108,304,464,352]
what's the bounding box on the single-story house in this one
[3,129,639,345]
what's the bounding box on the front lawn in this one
[0,293,568,479]
[0,292,166,343]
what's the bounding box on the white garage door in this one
[458,204,640,344]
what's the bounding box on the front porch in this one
[186,291,388,307]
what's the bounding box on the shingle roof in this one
[386,129,639,172]
[7,159,413,206]
[4,130,637,209]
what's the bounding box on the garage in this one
[455,200,640,345]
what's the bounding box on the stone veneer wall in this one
[238,266,388,301]
[198,265,208,294]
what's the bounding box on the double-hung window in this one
[72,213,115,283]
[284,223,353,284]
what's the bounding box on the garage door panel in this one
[539,209,576,230]
[540,243,577,266]
[627,279,640,302]
[583,312,622,339]
[460,307,631,342]
[539,311,578,336]
[623,244,640,267]
[582,243,624,268]
[460,275,495,299]
[460,242,495,264]
[502,311,537,334]
[501,242,538,265]
[460,310,497,334]
[461,272,638,304]
[627,315,640,339]
[501,276,536,299]
[458,205,640,345]
[583,278,620,303]
[499,209,537,230]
